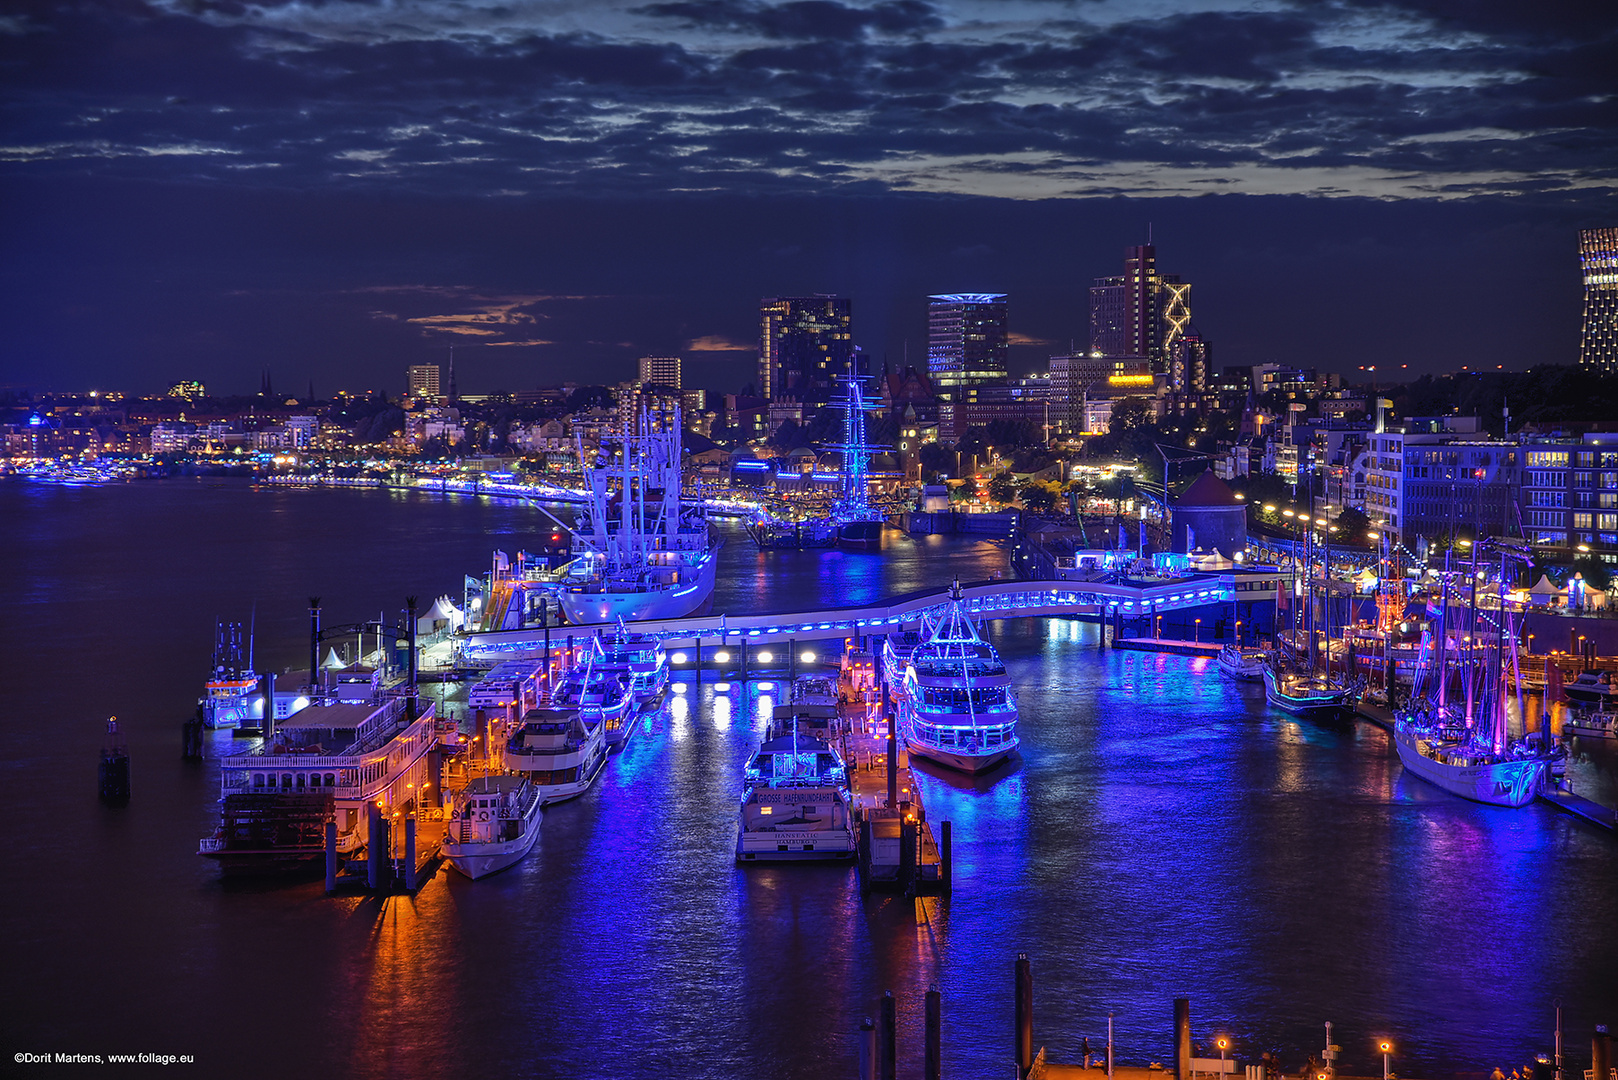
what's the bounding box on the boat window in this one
[324,773,336,787]
[281,773,293,789]
[253,773,265,788]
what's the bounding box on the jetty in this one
[840,684,949,896]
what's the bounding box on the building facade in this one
[926,293,1009,397]
[1579,227,1618,372]
[637,355,682,389]
[407,364,441,400]
[1089,244,1190,374]
[1519,434,1618,562]
[758,296,853,402]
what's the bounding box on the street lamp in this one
[1217,1037,1230,1072]
[1379,1040,1393,1080]
[1195,618,1202,643]
[1235,619,1243,645]
[1155,615,1163,638]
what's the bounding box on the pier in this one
[842,694,948,896]
[1113,637,1221,659]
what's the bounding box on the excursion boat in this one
[548,407,721,625]
[1564,671,1617,706]
[1263,664,1352,717]
[199,695,439,873]
[551,639,637,750]
[504,707,608,804]
[596,623,670,711]
[200,619,258,729]
[896,585,1020,774]
[736,721,856,862]
[881,628,925,693]
[1565,710,1618,741]
[1218,643,1267,681]
[780,676,841,740]
[442,775,543,880]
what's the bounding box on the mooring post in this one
[1014,953,1033,1078]
[325,820,338,894]
[900,816,916,896]
[1593,1029,1611,1080]
[940,819,952,897]
[788,638,796,682]
[858,1016,877,1080]
[881,991,897,1080]
[308,597,321,691]
[1174,998,1192,1080]
[694,637,702,685]
[739,639,748,682]
[886,676,898,809]
[367,803,383,892]
[262,671,277,742]
[924,986,942,1080]
[406,595,418,718]
[404,817,417,892]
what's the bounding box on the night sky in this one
[2,0,1614,396]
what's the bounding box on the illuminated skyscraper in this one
[406,364,441,400]
[637,355,682,389]
[1579,227,1618,372]
[758,296,852,402]
[927,293,1008,397]
[1089,243,1190,374]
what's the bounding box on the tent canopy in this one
[1528,574,1564,597]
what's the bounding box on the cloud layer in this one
[4,0,1614,201]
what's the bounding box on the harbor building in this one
[1089,243,1190,375]
[637,355,682,389]
[407,364,441,400]
[1579,227,1618,372]
[1518,433,1618,562]
[926,293,1009,399]
[758,296,852,403]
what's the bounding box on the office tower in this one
[407,364,441,400]
[927,293,1009,397]
[1579,227,1618,372]
[1089,243,1190,374]
[637,355,682,389]
[758,296,853,401]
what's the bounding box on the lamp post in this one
[1156,615,1163,639]
[1379,1040,1393,1080]
[1195,618,1202,643]
[1218,1037,1230,1074]
[1235,619,1242,646]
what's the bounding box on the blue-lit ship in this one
[550,636,637,750]
[736,718,856,862]
[442,775,544,880]
[894,585,1020,773]
[1392,542,1557,807]
[551,407,720,624]
[199,619,260,729]
[595,621,671,713]
[1218,643,1267,681]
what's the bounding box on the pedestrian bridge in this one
[462,570,1282,658]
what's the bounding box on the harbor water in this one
[3,478,1615,1079]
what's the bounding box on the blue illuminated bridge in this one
[463,570,1283,659]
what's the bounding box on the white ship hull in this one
[1218,648,1266,682]
[904,735,1018,774]
[736,787,857,861]
[443,816,542,880]
[1392,724,1546,807]
[560,549,718,625]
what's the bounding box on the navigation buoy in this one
[99,717,130,802]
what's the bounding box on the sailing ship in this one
[548,407,720,624]
[1391,540,1558,807]
[1264,508,1352,716]
[895,585,1020,773]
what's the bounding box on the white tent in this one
[322,647,346,670]
[416,594,465,634]
[1527,574,1564,602]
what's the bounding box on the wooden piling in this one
[367,803,384,891]
[1014,954,1033,1078]
[1174,998,1191,1080]
[404,818,417,892]
[324,821,338,893]
[858,1017,876,1080]
[940,820,952,897]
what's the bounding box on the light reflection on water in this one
[3,480,1615,1080]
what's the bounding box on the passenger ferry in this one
[199,694,439,873]
[895,586,1020,774]
[736,721,856,862]
[442,775,543,880]
[504,707,609,804]
[1217,643,1267,682]
[1263,664,1353,718]
[596,623,670,711]
[199,619,258,729]
[551,638,637,750]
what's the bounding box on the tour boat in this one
[1218,643,1267,682]
[442,775,543,880]
[199,619,259,729]
[199,694,439,873]
[736,721,856,862]
[504,707,608,804]
[1564,671,1616,706]
[1263,663,1352,717]
[551,638,638,750]
[881,628,925,693]
[596,622,670,711]
[895,585,1020,774]
[547,407,721,625]
[1565,710,1618,741]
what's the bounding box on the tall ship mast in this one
[825,363,885,552]
[1391,538,1559,806]
[554,405,721,624]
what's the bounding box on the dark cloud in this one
[638,0,943,40]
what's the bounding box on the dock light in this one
[714,650,731,663]
[673,684,687,694]
[714,682,731,693]
[1578,544,1590,552]
[671,652,687,665]
[801,650,816,663]
[1263,504,1276,512]
[758,651,773,663]
[758,682,774,689]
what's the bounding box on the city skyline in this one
[2,1,1614,395]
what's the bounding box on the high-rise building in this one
[1168,330,1211,393]
[1579,227,1618,372]
[407,364,441,400]
[927,294,1008,398]
[1089,244,1190,374]
[637,355,682,389]
[758,296,853,402]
